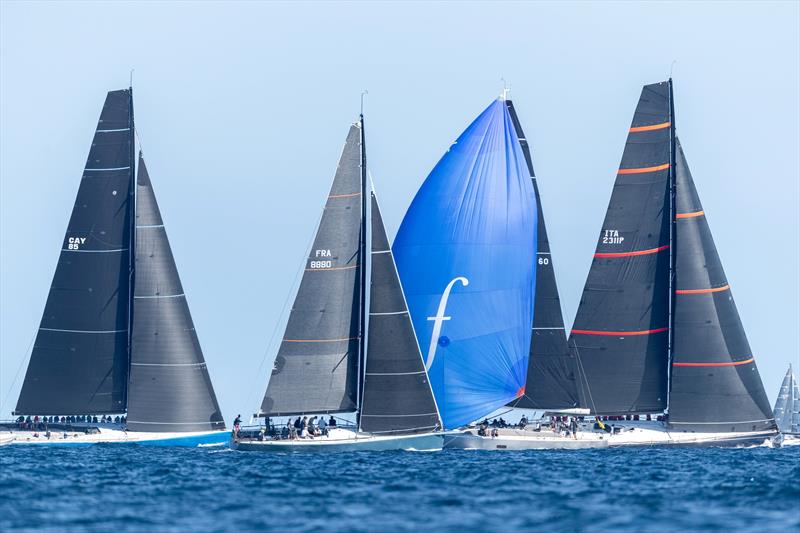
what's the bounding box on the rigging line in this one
[242,208,324,412]
[570,337,598,416]
[0,327,38,416]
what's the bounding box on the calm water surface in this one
[1,444,798,532]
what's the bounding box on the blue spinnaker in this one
[393,99,537,429]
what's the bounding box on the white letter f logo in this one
[425,276,469,371]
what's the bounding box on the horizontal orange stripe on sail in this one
[676,284,730,295]
[629,121,671,133]
[283,336,359,343]
[594,244,669,258]
[676,210,704,219]
[617,163,670,175]
[328,192,361,199]
[673,357,754,368]
[304,265,358,271]
[571,327,669,336]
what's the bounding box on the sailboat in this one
[232,115,443,452]
[7,89,227,446]
[569,79,777,447]
[773,365,800,443]
[393,96,605,450]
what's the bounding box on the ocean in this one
[1,444,798,532]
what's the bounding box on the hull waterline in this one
[444,429,608,450]
[6,427,228,447]
[232,429,443,453]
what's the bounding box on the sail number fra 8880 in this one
[310,249,333,269]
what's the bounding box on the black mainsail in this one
[505,100,581,410]
[569,80,774,433]
[259,117,440,435]
[359,194,441,434]
[15,89,226,433]
[260,125,363,417]
[668,139,774,432]
[569,82,672,414]
[16,89,135,415]
[126,154,225,432]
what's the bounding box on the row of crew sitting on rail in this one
[278,415,338,440]
[231,414,340,440]
[15,414,125,430]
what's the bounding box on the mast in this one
[125,87,136,412]
[666,78,676,415]
[356,113,368,428]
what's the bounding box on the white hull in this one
[5,426,228,447]
[232,427,443,452]
[0,433,14,447]
[600,421,775,447]
[443,421,776,450]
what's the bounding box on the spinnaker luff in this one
[393,99,537,430]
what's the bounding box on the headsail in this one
[359,193,441,434]
[505,100,581,410]
[126,155,225,432]
[773,365,800,434]
[260,124,363,416]
[668,139,775,432]
[393,99,537,429]
[15,90,134,415]
[569,82,672,415]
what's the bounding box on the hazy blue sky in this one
[1,1,798,422]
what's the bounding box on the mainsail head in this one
[126,154,225,432]
[15,89,134,415]
[393,99,537,429]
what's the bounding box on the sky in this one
[1,1,798,423]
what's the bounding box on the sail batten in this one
[260,125,363,417]
[15,89,134,416]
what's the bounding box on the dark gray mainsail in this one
[668,140,775,432]
[126,154,225,432]
[505,100,581,410]
[260,125,363,416]
[569,82,672,415]
[15,89,134,415]
[359,194,441,434]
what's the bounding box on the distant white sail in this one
[773,365,800,434]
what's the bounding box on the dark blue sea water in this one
[1,445,798,532]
